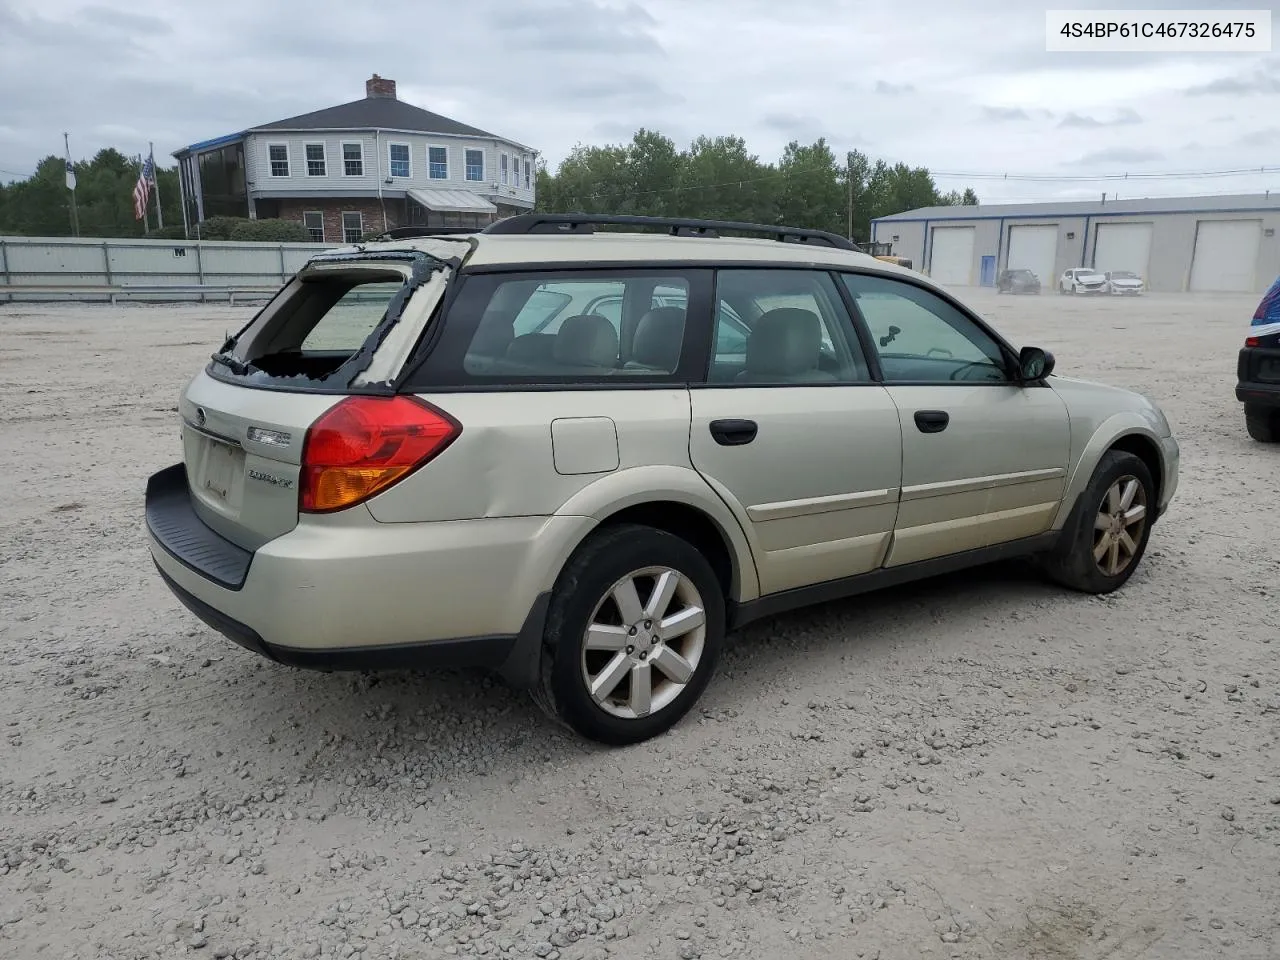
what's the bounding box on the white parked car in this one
[1059,268,1108,295]
[144,213,1181,745]
[1105,270,1145,296]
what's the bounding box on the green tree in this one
[776,138,843,235]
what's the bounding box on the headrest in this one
[631,307,686,369]
[745,308,824,376]
[553,314,619,367]
[471,312,514,356]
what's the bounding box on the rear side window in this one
[408,269,713,386]
[709,269,870,384]
[463,274,692,378]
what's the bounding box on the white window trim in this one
[500,153,508,185]
[464,148,485,183]
[524,156,531,189]
[341,211,364,242]
[304,142,327,177]
[267,142,290,178]
[387,141,412,179]
[303,211,325,242]
[341,141,364,177]
[426,143,449,181]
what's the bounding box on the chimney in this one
[366,74,397,99]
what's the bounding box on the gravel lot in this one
[3,290,1279,960]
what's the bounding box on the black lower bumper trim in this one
[152,560,550,684]
[1237,381,1280,407]
[146,463,253,590]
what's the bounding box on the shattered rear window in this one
[299,281,405,351]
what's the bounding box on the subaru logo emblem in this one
[195,407,206,427]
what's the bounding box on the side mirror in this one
[1018,345,1055,381]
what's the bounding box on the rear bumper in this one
[1237,346,1280,408]
[144,463,586,686]
[152,560,548,678]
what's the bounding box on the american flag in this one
[133,154,156,220]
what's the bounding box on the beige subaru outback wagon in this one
[145,213,1180,744]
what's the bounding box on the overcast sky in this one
[1,0,1277,203]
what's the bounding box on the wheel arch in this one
[1052,415,1167,530]
[549,465,761,603]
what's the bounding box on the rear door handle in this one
[710,419,758,446]
[913,410,950,433]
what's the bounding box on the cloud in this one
[1238,128,1280,148]
[1058,108,1143,128]
[1071,148,1164,165]
[1186,59,1280,95]
[874,81,915,96]
[760,112,828,140]
[981,106,1032,122]
[79,5,171,35]
[0,0,1274,205]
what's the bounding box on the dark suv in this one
[996,269,1041,295]
[1237,277,1280,442]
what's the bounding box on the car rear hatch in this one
[171,239,471,552]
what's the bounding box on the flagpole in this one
[139,154,150,234]
[63,132,80,238]
[150,142,164,229]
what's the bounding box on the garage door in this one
[1093,222,1153,278]
[929,226,975,285]
[1006,225,1058,284]
[1190,219,1262,292]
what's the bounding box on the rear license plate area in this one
[190,432,246,511]
[1258,356,1280,383]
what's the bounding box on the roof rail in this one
[369,226,479,241]
[482,213,857,251]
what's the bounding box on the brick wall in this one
[275,197,397,243]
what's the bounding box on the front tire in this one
[1041,450,1155,594]
[532,523,725,745]
[1245,404,1279,442]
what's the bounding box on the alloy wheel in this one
[1092,475,1148,576]
[580,566,707,720]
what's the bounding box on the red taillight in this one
[300,396,460,513]
[1246,336,1260,347]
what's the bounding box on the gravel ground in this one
[2,290,1279,960]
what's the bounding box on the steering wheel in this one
[926,347,953,358]
[948,360,1001,382]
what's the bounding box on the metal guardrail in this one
[1,283,282,305]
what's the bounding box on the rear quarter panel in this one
[364,388,694,522]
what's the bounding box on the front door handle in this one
[710,418,758,446]
[913,410,950,433]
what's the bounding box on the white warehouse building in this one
[871,193,1280,294]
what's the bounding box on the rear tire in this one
[1245,404,1279,443]
[1040,450,1155,594]
[532,523,725,745]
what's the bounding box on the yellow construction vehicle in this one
[858,241,913,270]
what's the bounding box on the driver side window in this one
[841,273,1010,383]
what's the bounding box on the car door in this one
[688,268,903,596]
[839,272,1071,568]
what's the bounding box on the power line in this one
[932,165,1280,182]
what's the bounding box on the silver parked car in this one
[145,214,1180,744]
[1105,270,1146,296]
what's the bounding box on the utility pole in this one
[150,142,164,229]
[846,151,854,242]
